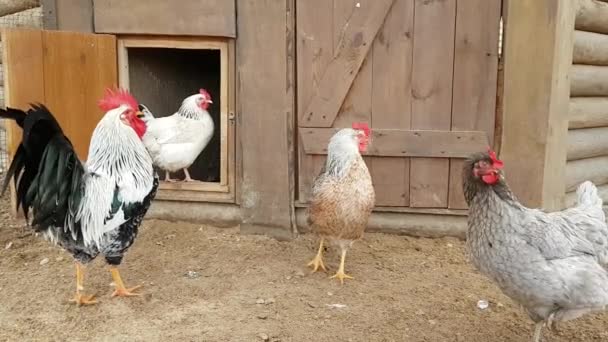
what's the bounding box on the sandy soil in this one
[1,195,608,341]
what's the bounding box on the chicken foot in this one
[183,168,196,182]
[164,171,177,183]
[110,267,142,297]
[330,248,353,285]
[307,238,327,273]
[69,262,97,306]
[532,322,543,342]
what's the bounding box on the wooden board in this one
[2,29,45,216]
[296,0,334,202]
[94,0,236,38]
[569,97,608,129]
[53,0,94,32]
[300,129,490,158]
[448,0,501,209]
[570,65,608,97]
[42,30,117,160]
[500,0,576,209]
[2,29,44,158]
[370,0,413,207]
[237,0,293,238]
[409,0,456,208]
[299,0,394,128]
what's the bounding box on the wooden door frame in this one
[498,0,577,210]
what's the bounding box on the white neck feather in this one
[86,106,154,184]
[178,94,210,120]
[325,129,360,178]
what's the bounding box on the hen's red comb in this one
[97,88,139,112]
[352,122,370,137]
[487,147,504,169]
[199,88,211,100]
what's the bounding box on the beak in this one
[136,111,145,118]
[206,100,213,104]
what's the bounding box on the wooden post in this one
[42,0,93,32]
[236,0,295,240]
[500,0,576,210]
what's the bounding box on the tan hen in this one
[306,123,375,284]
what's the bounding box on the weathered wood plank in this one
[300,128,489,158]
[569,97,608,129]
[566,156,608,191]
[94,0,236,37]
[299,0,394,128]
[42,30,117,160]
[573,30,608,66]
[571,65,608,97]
[370,0,413,207]
[500,0,576,210]
[2,29,45,217]
[567,126,608,160]
[576,0,608,35]
[237,0,293,239]
[0,0,38,17]
[296,0,333,203]
[409,0,456,208]
[54,0,93,32]
[448,0,501,209]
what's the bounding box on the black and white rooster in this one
[1,89,158,305]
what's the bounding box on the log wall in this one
[566,0,608,207]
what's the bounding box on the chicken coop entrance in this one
[118,37,235,203]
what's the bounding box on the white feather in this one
[71,105,154,248]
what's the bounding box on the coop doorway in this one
[118,37,234,203]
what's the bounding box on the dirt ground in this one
[1,196,608,341]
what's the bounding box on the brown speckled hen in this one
[306,123,375,284]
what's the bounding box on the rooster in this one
[1,90,158,306]
[463,149,608,342]
[137,89,214,182]
[306,123,375,284]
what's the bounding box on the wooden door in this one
[297,0,501,210]
[2,28,117,160]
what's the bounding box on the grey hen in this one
[463,150,608,342]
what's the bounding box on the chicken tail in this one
[576,181,605,222]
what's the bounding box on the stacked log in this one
[566,0,608,205]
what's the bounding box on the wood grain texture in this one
[370,0,413,207]
[0,0,38,17]
[300,129,489,158]
[237,0,293,238]
[501,0,576,209]
[567,127,608,161]
[409,0,456,208]
[54,0,93,32]
[94,0,236,37]
[571,65,608,97]
[296,0,333,203]
[42,30,117,160]
[576,0,608,35]
[565,156,608,191]
[299,0,394,128]
[2,29,45,217]
[569,97,608,129]
[573,30,608,66]
[448,0,501,209]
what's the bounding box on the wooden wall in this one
[565,0,608,206]
[296,0,501,211]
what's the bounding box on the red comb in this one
[199,88,211,99]
[487,147,504,169]
[352,122,370,137]
[97,88,139,112]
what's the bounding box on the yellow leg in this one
[330,249,353,285]
[110,267,142,297]
[307,238,327,273]
[69,262,97,306]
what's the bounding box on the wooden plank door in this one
[296,0,501,209]
[3,28,117,161]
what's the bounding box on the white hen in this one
[141,89,214,182]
